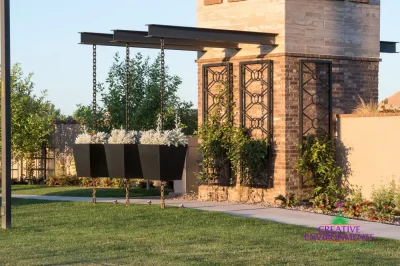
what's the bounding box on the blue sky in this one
[9,0,399,115]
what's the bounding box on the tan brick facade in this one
[196,0,381,203]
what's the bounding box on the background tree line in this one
[0,53,197,179]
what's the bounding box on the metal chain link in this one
[92,178,96,204]
[125,43,130,131]
[125,180,130,205]
[161,181,165,209]
[92,45,97,132]
[160,38,165,132]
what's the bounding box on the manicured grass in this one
[0,199,399,265]
[11,185,166,198]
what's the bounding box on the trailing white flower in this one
[75,132,92,144]
[108,129,140,144]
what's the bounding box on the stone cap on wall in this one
[337,113,400,118]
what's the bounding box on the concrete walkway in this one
[11,194,400,240]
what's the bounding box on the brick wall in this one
[197,54,379,202]
[284,55,379,191]
[196,0,381,203]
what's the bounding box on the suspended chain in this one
[92,178,97,204]
[125,43,130,131]
[161,181,165,209]
[160,39,166,209]
[92,45,98,204]
[125,179,130,205]
[160,38,165,132]
[92,45,97,132]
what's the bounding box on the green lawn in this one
[0,199,399,265]
[11,185,166,198]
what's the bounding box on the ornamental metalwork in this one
[239,60,273,188]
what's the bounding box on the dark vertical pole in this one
[43,143,47,180]
[1,0,12,229]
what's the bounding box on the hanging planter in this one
[138,144,187,181]
[104,129,143,178]
[138,117,188,181]
[73,132,109,178]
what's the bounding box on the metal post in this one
[1,0,12,229]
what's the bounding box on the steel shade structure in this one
[147,24,277,45]
[113,30,240,50]
[80,32,206,52]
[380,41,398,53]
[80,25,279,50]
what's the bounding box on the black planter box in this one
[104,144,143,178]
[138,144,188,181]
[72,144,109,177]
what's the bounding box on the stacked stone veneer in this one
[197,0,380,203]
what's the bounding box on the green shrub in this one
[371,179,400,221]
[341,190,373,218]
[275,193,297,208]
[310,193,333,213]
[296,135,344,209]
[197,90,271,186]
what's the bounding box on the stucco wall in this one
[336,114,400,199]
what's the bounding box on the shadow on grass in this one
[10,185,165,198]
[0,198,58,207]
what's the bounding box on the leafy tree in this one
[0,64,61,175]
[73,52,197,134]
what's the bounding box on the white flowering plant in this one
[108,129,141,144]
[140,114,188,146]
[75,128,109,144]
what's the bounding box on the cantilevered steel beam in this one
[113,30,239,49]
[380,41,398,53]
[80,32,206,52]
[147,24,277,45]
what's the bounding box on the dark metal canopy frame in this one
[79,25,279,208]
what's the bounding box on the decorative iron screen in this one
[299,60,333,185]
[202,63,233,186]
[239,60,273,188]
[299,60,332,139]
